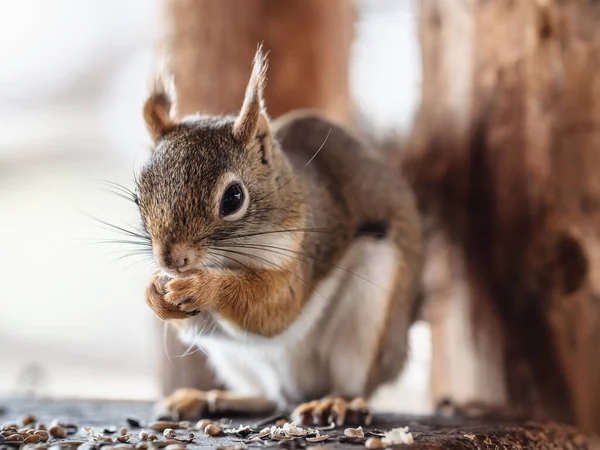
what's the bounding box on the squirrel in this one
[137,48,423,426]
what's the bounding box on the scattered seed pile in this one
[0,414,413,450]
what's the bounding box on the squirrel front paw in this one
[145,271,190,321]
[164,270,214,315]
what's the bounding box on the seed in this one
[162,429,176,439]
[21,416,37,427]
[148,422,179,432]
[6,434,24,442]
[20,428,34,434]
[135,443,149,450]
[194,420,211,431]
[37,425,47,431]
[116,435,130,443]
[49,426,66,439]
[119,428,128,437]
[204,424,221,437]
[177,422,191,430]
[103,437,114,443]
[147,434,157,441]
[125,419,141,429]
[344,427,364,439]
[25,435,42,444]
[138,431,148,441]
[365,437,384,449]
[63,424,78,435]
[34,431,49,442]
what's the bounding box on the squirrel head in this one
[136,48,303,275]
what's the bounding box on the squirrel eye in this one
[220,182,245,217]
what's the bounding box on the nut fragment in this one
[162,429,176,439]
[138,431,148,441]
[177,422,191,430]
[382,427,414,445]
[116,435,130,443]
[147,434,158,441]
[204,424,221,437]
[194,420,212,431]
[49,426,66,439]
[365,437,384,449]
[344,426,365,439]
[135,443,149,450]
[119,428,128,436]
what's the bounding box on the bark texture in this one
[155,0,354,395]
[405,0,600,434]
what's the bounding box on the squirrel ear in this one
[143,74,177,143]
[233,46,269,144]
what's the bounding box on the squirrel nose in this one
[161,242,193,271]
[171,256,188,268]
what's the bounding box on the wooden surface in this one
[1,398,597,449]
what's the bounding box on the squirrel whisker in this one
[213,242,387,292]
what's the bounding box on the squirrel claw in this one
[145,272,188,321]
[165,276,209,313]
[291,396,372,427]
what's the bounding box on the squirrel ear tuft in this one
[143,74,177,143]
[233,45,269,143]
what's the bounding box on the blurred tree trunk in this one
[406,0,600,433]
[155,0,354,395]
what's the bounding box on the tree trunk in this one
[406,0,600,434]
[155,0,354,395]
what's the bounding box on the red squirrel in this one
[138,48,423,426]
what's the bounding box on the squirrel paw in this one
[290,397,372,427]
[154,388,274,421]
[164,272,211,315]
[145,271,189,321]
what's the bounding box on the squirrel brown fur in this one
[137,48,423,425]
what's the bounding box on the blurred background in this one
[0,0,430,413]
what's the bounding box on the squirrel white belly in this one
[137,48,422,425]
